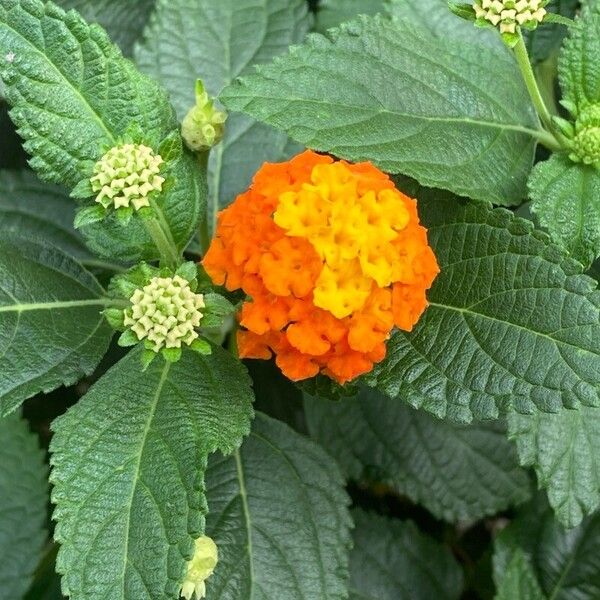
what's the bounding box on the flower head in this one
[180,536,218,600]
[473,0,547,34]
[569,105,600,167]
[123,275,205,352]
[203,151,439,384]
[90,143,165,211]
[182,80,227,152]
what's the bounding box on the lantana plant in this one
[1,0,600,599]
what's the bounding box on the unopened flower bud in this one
[569,105,600,167]
[180,536,218,600]
[90,143,164,211]
[182,80,227,152]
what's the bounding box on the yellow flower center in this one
[274,162,410,318]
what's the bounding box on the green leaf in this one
[387,0,503,48]
[0,237,113,416]
[305,388,531,522]
[349,510,463,600]
[315,0,385,33]
[494,548,546,600]
[525,0,579,63]
[508,405,600,528]
[135,0,310,230]
[221,15,540,206]
[50,346,254,600]
[529,155,600,268]
[54,0,155,55]
[0,0,175,189]
[203,412,351,599]
[0,413,48,600]
[366,193,600,422]
[0,169,93,262]
[493,499,600,599]
[559,2,600,115]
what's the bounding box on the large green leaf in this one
[305,388,530,522]
[315,0,385,33]
[494,548,546,600]
[508,405,600,528]
[493,499,600,599]
[135,0,309,230]
[559,2,600,113]
[50,347,254,600]
[349,510,463,600]
[54,0,154,55]
[529,155,600,268]
[366,194,600,422]
[0,237,112,416]
[221,15,540,205]
[0,413,48,600]
[203,412,351,599]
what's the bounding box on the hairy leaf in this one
[0,237,112,416]
[135,0,309,230]
[54,0,154,55]
[0,413,48,600]
[349,510,463,600]
[221,15,539,205]
[315,0,385,33]
[494,548,545,600]
[366,194,600,422]
[508,406,600,528]
[50,347,254,600]
[529,155,600,268]
[204,412,351,599]
[305,388,530,522]
[493,499,600,599]
[559,2,600,113]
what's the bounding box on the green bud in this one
[181,80,227,152]
[569,105,600,167]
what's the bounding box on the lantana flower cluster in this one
[203,151,439,384]
[473,0,547,34]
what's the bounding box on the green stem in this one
[144,214,179,270]
[197,151,211,255]
[513,31,569,149]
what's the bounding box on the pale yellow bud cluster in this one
[182,80,227,152]
[180,536,218,600]
[90,143,165,211]
[123,275,204,352]
[474,0,546,33]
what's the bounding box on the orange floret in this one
[203,150,439,384]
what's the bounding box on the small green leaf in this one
[103,307,125,329]
[73,205,106,229]
[0,236,113,416]
[51,346,254,600]
[494,548,546,600]
[189,338,212,355]
[529,155,600,268]
[203,293,235,316]
[175,261,198,282]
[349,510,463,600]
[0,413,48,600]
[221,15,539,205]
[366,193,600,422]
[117,328,140,347]
[161,346,182,362]
[305,388,531,522]
[448,2,477,21]
[204,412,351,599]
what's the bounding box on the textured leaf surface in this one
[529,155,600,268]
[493,500,600,599]
[349,510,463,600]
[315,0,385,33]
[508,406,600,528]
[135,0,309,229]
[0,0,175,188]
[0,169,93,261]
[494,548,545,600]
[50,347,254,600]
[559,2,600,113]
[305,388,530,522]
[54,0,154,55]
[204,412,351,600]
[387,0,502,48]
[0,413,48,600]
[221,15,539,205]
[0,237,112,416]
[366,194,600,422]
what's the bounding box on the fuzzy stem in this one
[144,212,179,270]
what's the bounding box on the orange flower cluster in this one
[203,151,439,384]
